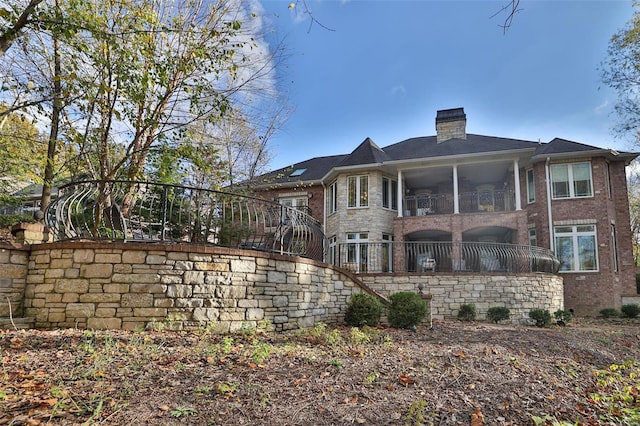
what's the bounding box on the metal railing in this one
[403,189,515,216]
[45,180,326,261]
[336,241,560,274]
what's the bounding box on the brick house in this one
[247,108,638,315]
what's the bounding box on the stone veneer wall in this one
[0,243,29,317]
[0,240,566,331]
[21,242,367,332]
[359,273,564,323]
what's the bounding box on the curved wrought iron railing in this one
[336,241,560,274]
[45,180,326,261]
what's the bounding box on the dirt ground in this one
[1,318,640,425]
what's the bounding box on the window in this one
[327,181,337,214]
[280,196,307,211]
[346,232,368,273]
[382,233,393,272]
[554,224,598,272]
[327,235,337,265]
[551,162,593,199]
[605,162,612,198]
[289,168,307,177]
[382,177,398,210]
[611,224,618,272]
[528,228,537,246]
[348,175,368,208]
[526,169,535,203]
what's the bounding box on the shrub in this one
[529,309,552,327]
[457,303,476,322]
[553,309,573,325]
[487,307,510,323]
[621,304,640,318]
[599,308,620,318]
[344,293,382,327]
[387,292,427,329]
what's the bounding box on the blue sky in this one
[257,0,635,170]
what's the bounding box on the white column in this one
[397,170,403,217]
[513,159,522,211]
[453,165,459,214]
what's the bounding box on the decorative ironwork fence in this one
[336,241,560,274]
[45,180,326,261]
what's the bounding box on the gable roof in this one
[532,138,637,163]
[336,137,391,167]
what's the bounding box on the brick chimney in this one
[436,108,466,143]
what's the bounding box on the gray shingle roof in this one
[251,134,636,186]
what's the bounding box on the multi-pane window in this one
[550,162,593,199]
[555,224,598,272]
[348,175,368,208]
[528,228,537,246]
[327,181,337,214]
[280,196,307,210]
[382,233,393,272]
[526,169,535,203]
[382,177,398,210]
[327,236,337,265]
[346,232,368,273]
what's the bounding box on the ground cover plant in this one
[1,318,640,425]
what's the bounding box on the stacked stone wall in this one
[359,273,564,323]
[0,243,29,317]
[22,242,365,332]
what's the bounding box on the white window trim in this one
[550,162,593,200]
[347,175,369,208]
[526,168,535,204]
[382,177,398,210]
[554,224,599,273]
[327,180,337,214]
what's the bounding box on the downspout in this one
[322,181,327,262]
[545,158,554,252]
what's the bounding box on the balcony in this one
[404,189,515,216]
[335,241,559,274]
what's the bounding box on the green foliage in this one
[169,406,199,418]
[457,303,477,322]
[344,293,382,327]
[486,306,510,323]
[553,309,573,324]
[529,309,552,327]
[621,303,640,318]
[387,292,427,329]
[590,361,640,424]
[599,308,620,319]
[0,214,34,228]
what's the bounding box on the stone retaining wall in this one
[0,243,29,317]
[359,273,564,322]
[0,240,565,331]
[21,242,368,332]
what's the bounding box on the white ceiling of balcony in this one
[402,161,512,189]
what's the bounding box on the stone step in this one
[0,317,35,330]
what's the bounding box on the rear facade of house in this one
[248,108,638,316]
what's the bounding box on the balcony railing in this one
[45,180,326,261]
[335,241,560,274]
[403,189,515,216]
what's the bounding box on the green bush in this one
[457,303,476,322]
[387,292,427,329]
[344,293,382,327]
[529,309,552,327]
[553,309,573,325]
[599,308,620,318]
[487,306,510,323]
[621,304,640,318]
[0,214,34,228]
